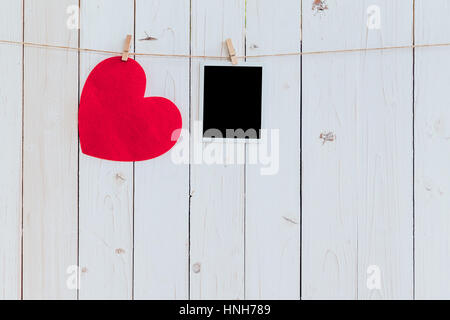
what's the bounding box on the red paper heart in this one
[79,56,182,162]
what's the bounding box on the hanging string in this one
[1,38,450,59]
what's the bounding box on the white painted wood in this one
[415,0,450,300]
[245,0,301,300]
[79,0,134,300]
[23,0,79,299]
[134,0,189,300]
[302,0,413,299]
[0,0,22,300]
[190,0,246,299]
[5,0,448,300]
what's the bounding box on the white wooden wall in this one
[1,0,450,300]
[303,0,413,300]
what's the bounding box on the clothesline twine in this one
[1,39,450,59]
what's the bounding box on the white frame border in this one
[199,61,266,144]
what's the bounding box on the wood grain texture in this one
[245,0,301,300]
[134,0,190,300]
[79,0,134,300]
[5,0,450,300]
[190,0,246,299]
[0,0,22,300]
[415,0,450,300]
[23,0,79,299]
[302,0,413,299]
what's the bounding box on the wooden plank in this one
[302,0,413,299]
[79,0,134,299]
[134,0,190,300]
[190,0,246,299]
[245,0,301,300]
[23,0,79,299]
[415,0,450,299]
[0,0,22,300]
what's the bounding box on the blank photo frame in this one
[200,62,264,141]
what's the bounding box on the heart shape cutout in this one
[79,57,182,162]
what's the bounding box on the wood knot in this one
[320,132,335,145]
[283,216,298,225]
[115,173,126,182]
[139,31,158,41]
[192,263,201,274]
[312,0,328,13]
[115,248,126,255]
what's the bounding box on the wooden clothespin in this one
[226,38,238,65]
[122,35,132,62]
